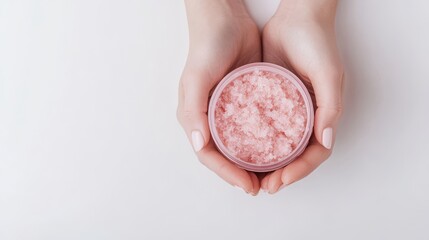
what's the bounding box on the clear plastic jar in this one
[208,63,314,172]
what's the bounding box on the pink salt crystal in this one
[214,70,307,165]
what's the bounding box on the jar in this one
[208,63,314,172]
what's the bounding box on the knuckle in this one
[337,106,344,118]
[179,77,192,93]
[216,162,229,176]
[332,104,343,115]
[318,104,343,116]
[182,109,194,120]
[301,159,316,172]
[176,109,198,127]
[180,76,191,86]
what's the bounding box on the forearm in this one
[276,0,338,22]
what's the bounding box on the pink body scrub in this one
[208,63,314,172]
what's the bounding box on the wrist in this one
[276,0,338,23]
[185,0,250,19]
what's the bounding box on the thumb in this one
[177,68,213,152]
[310,69,344,150]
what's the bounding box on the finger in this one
[260,174,270,193]
[310,68,344,150]
[197,140,255,194]
[177,67,213,152]
[279,142,331,188]
[249,172,261,196]
[267,169,283,194]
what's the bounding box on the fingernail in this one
[269,185,284,194]
[278,183,288,191]
[322,127,333,149]
[282,175,293,187]
[191,130,204,152]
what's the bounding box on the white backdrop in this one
[1,1,428,239]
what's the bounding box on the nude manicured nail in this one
[322,128,333,149]
[282,174,293,187]
[191,130,204,152]
[278,183,288,191]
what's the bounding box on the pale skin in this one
[177,0,343,195]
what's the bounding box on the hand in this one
[261,0,344,193]
[177,0,261,195]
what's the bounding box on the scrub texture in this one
[214,70,307,165]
